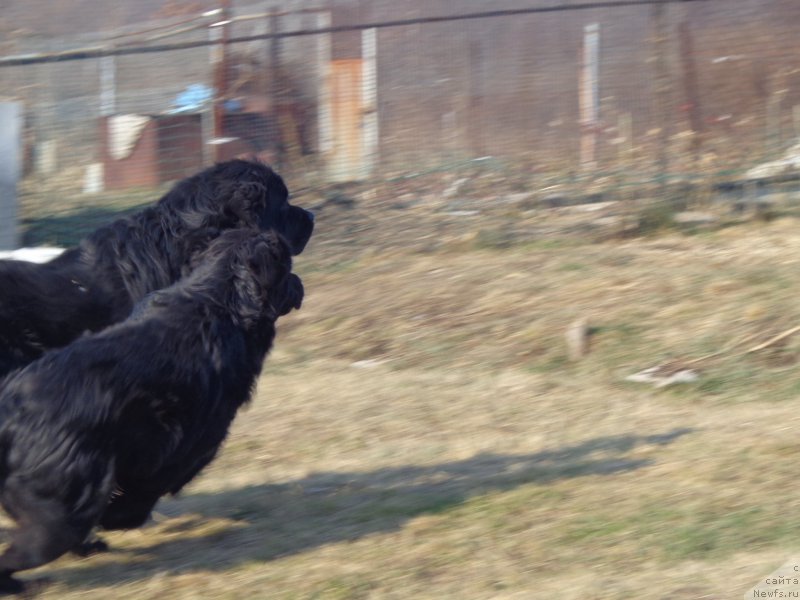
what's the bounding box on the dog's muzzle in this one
[274,273,304,316]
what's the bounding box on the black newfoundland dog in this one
[0,159,313,376]
[0,228,303,594]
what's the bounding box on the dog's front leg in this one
[99,488,162,531]
[71,534,110,557]
[0,502,93,594]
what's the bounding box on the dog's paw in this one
[71,537,110,557]
[0,574,27,596]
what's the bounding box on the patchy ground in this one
[8,180,800,598]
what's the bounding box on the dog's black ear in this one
[221,181,268,227]
[248,232,290,288]
[280,273,304,315]
[180,227,222,276]
[231,232,296,326]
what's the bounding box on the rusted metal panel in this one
[102,114,204,190]
[329,58,364,181]
[101,115,160,190]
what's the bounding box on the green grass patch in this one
[560,502,800,563]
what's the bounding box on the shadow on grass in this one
[21,204,149,248]
[48,428,693,589]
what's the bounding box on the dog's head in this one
[220,229,303,328]
[164,160,314,256]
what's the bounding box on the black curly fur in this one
[0,159,313,376]
[0,229,303,593]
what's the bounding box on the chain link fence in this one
[0,0,798,246]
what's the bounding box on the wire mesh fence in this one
[1,0,799,246]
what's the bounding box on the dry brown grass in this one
[10,198,800,598]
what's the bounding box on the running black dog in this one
[0,159,313,376]
[0,229,303,594]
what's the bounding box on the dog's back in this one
[0,160,313,380]
[0,255,120,374]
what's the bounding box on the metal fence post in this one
[579,23,600,171]
[0,102,21,251]
[361,27,378,177]
[651,3,672,196]
[316,10,334,173]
